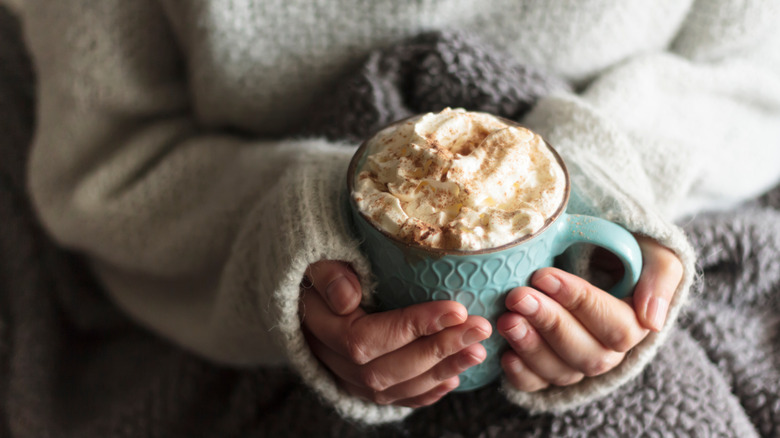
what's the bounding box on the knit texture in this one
[301,31,571,143]
[3,8,780,434]
[10,0,780,427]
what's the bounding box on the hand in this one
[300,260,492,407]
[498,237,683,392]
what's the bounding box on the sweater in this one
[16,0,780,424]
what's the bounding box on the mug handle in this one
[552,213,642,299]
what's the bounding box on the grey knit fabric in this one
[2,7,778,437]
[303,31,571,143]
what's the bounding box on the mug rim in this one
[346,112,572,256]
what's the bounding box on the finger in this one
[307,315,488,392]
[300,288,472,364]
[304,326,358,385]
[327,316,490,392]
[497,311,587,384]
[341,343,486,406]
[305,260,362,315]
[393,377,460,408]
[342,376,461,408]
[501,351,549,392]
[632,236,684,331]
[370,343,486,405]
[359,315,490,390]
[528,268,649,353]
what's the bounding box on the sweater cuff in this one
[501,95,696,412]
[262,140,412,424]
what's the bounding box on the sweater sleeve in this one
[504,1,780,412]
[20,0,410,424]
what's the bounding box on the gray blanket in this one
[1,6,778,437]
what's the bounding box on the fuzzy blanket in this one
[2,7,779,437]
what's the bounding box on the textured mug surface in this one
[347,118,642,391]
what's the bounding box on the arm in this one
[19,0,407,423]
[528,2,780,222]
[506,0,780,411]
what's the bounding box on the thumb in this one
[304,261,362,315]
[632,237,683,332]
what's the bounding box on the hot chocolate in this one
[352,108,566,251]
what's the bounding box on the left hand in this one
[498,236,683,392]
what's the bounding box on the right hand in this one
[300,260,492,408]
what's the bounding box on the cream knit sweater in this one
[17,0,780,424]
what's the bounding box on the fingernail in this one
[325,276,354,313]
[535,274,561,294]
[457,351,484,369]
[462,327,489,345]
[437,312,464,330]
[513,295,539,316]
[646,297,669,331]
[506,320,528,342]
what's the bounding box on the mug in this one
[346,117,642,391]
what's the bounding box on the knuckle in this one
[371,391,394,405]
[427,339,450,361]
[517,380,549,392]
[655,250,683,280]
[359,366,390,393]
[552,373,584,386]
[399,306,427,338]
[345,331,371,365]
[566,283,592,312]
[536,310,563,334]
[431,362,451,382]
[581,355,620,377]
[603,329,633,353]
[663,258,684,284]
[582,359,609,377]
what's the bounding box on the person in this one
[15,0,780,424]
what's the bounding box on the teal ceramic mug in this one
[346,118,642,391]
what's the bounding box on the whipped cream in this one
[353,108,566,251]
